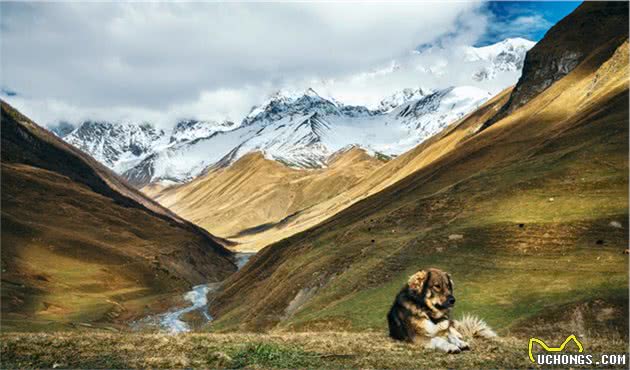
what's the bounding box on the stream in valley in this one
[132,252,255,333]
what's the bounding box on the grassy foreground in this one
[1,331,628,369]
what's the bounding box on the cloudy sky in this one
[0,1,579,129]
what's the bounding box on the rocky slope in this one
[489,2,628,122]
[207,2,629,336]
[1,102,236,331]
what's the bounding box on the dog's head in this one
[408,268,455,320]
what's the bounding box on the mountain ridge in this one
[147,146,386,248]
[53,38,533,187]
[123,84,491,186]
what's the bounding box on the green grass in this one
[281,233,628,333]
[229,342,321,368]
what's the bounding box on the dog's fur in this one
[387,268,470,353]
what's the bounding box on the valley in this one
[1,2,628,369]
[132,252,254,333]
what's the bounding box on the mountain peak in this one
[499,37,536,47]
[472,37,536,53]
[303,87,321,98]
[466,37,536,82]
[64,119,166,172]
[377,87,430,113]
[169,119,236,144]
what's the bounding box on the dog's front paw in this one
[446,344,462,354]
[448,334,470,351]
[457,340,470,351]
[428,337,463,354]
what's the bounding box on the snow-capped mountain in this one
[122,85,490,186]
[49,121,76,137]
[59,38,534,187]
[169,119,236,144]
[465,38,536,81]
[64,121,167,173]
[242,88,359,126]
[409,37,535,84]
[376,87,429,113]
[392,86,492,136]
[61,118,239,174]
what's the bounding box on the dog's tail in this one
[454,314,497,339]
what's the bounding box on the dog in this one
[387,268,470,353]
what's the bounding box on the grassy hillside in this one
[209,2,629,342]
[147,147,385,251]
[1,102,236,331]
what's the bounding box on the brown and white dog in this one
[387,268,470,353]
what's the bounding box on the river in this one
[132,252,254,333]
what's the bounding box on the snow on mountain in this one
[465,38,536,81]
[243,88,343,126]
[391,86,492,139]
[62,38,533,187]
[64,121,168,173]
[376,87,429,113]
[49,121,76,137]
[169,119,236,144]
[61,118,240,174]
[122,85,490,186]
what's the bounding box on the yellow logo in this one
[528,335,584,363]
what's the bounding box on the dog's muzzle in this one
[438,295,456,309]
[447,295,456,306]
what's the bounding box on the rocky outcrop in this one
[485,1,628,127]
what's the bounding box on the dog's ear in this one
[408,270,429,293]
[447,273,454,291]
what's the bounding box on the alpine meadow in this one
[1,1,628,369]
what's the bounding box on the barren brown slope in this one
[209,2,629,337]
[1,102,236,331]
[147,147,385,251]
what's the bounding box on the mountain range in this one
[57,38,534,187]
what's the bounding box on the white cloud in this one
[1,1,489,127]
[484,13,552,43]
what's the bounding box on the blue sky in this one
[478,1,581,46]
